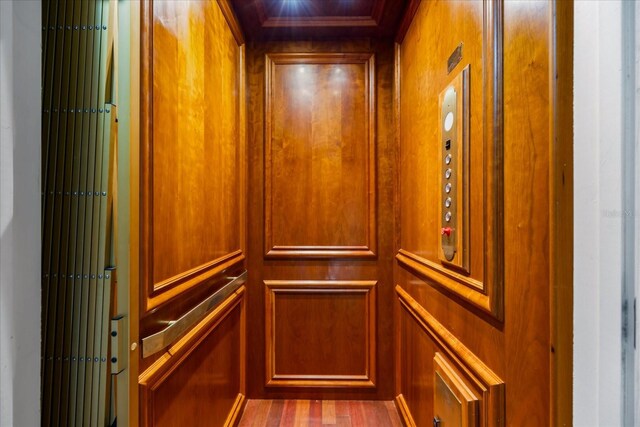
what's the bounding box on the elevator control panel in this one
[438,66,470,272]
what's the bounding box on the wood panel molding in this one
[262,16,378,28]
[396,0,504,320]
[434,353,479,427]
[139,287,246,427]
[396,285,504,427]
[394,394,417,427]
[140,0,246,313]
[265,280,377,388]
[264,53,377,259]
[224,393,247,427]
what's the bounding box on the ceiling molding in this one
[262,16,378,29]
[231,0,409,40]
[395,0,422,43]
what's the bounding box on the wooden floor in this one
[238,400,403,427]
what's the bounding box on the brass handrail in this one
[141,271,247,358]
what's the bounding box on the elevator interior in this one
[40,0,573,426]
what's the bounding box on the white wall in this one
[574,1,632,426]
[0,1,41,426]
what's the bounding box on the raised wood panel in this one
[139,287,246,427]
[397,0,503,319]
[395,286,504,427]
[264,281,376,388]
[264,53,376,259]
[140,0,246,313]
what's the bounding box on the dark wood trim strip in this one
[394,0,421,43]
[370,0,387,24]
[139,0,154,317]
[266,52,375,64]
[550,0,574,425]
[218,0,245,46]
[262,16,378,28]
[481,0,505,323]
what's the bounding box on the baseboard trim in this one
[225,393,246,427]
[395,394,416,427]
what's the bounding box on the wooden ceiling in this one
[229,0,411,41]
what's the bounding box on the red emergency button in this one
[441,227,452,237]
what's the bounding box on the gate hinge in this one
[110,314,127,374]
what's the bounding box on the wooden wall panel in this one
[140,0,246,314]
[264,53,376,258]
[395,0,570,425]
[247,39,395,400]
[264,281,376,387]
[396,0,503,319]
[139,288,246,427]
[395,286,503,427]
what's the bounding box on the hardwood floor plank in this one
[348,402,366,427]
[280,400,297,426]
[335,401,350,418]
[267,400,285,427]
[308,400,322,427]
[239,400,260,427]
[253,400,273,427]
[294,400,311,427]
[321,400,336,425]
[384,401,402,427]
[362,400,390,426]
[335,415,351,427]
[239,400,400,426]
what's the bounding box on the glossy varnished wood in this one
[264,52,376,258]
[396,0,503,319]
[264,281,377,387]
[550,2,574,426]
[395,0,571,426]
[239,400,402,427]
[139,288,246,427]
[247,39,396,400]
[137,1,249,425]
[140,0,246,315]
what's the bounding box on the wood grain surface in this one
[394,0,569,426]
[238,400,402,427]
[264,53,376,258]
[247,39,396,400]
[265,281,377,388]
[140,0,246,315]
